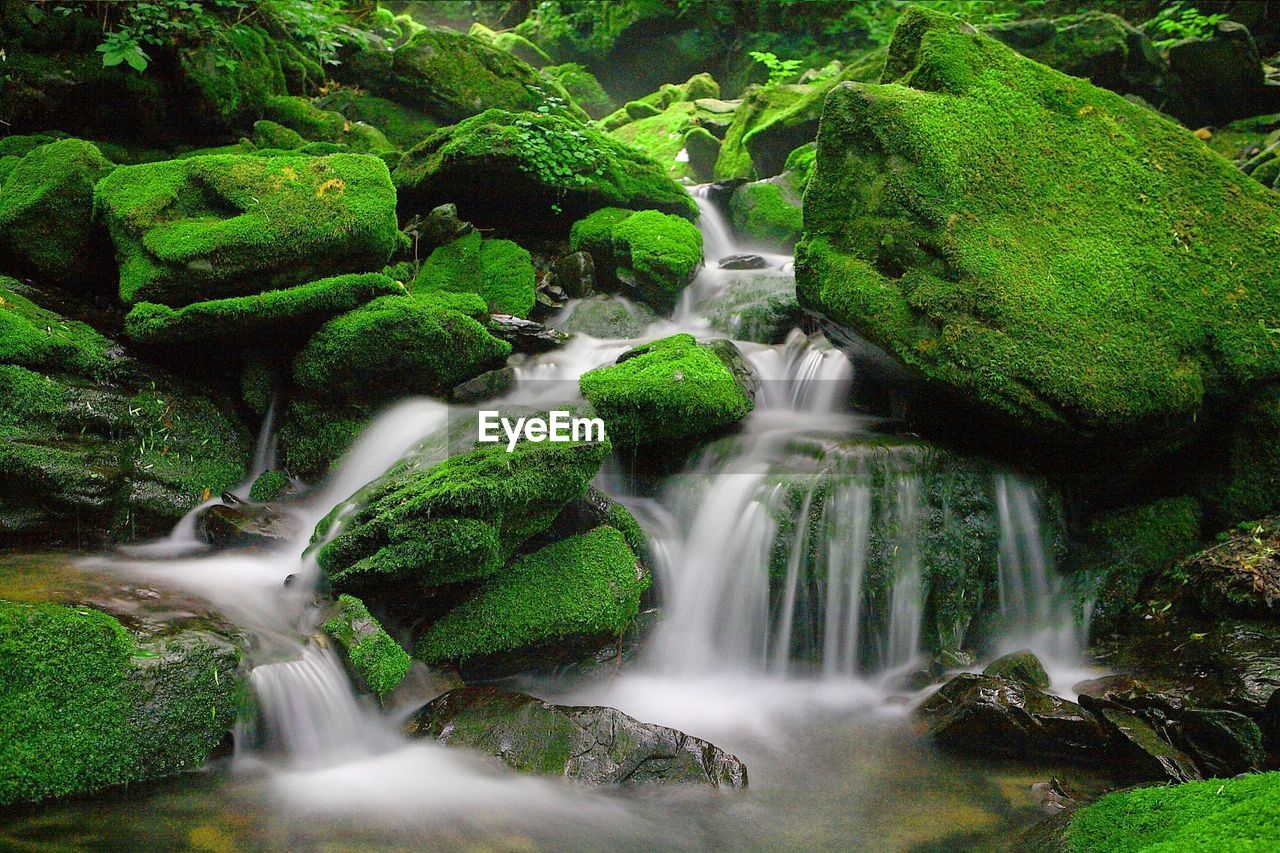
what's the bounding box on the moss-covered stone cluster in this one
[569,208,703,312]
[412,231,537,317]
[0,599,243,807]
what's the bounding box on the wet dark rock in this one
[487,314,572,353]
[405,202,475,255]
[1166,21,1277,125]
[983,650,1050,688]
[550,251,597,299]
[535,282,570,310]
[718,253,768,270]
[704,179,747,217]
[1177,708,1265,777]
[918,673,1108,760]
[405,686,747,788]
[449,366,516,403]
[194,500,294,548]
[1095,705,1200,783]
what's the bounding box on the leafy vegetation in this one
[1146,2,1229,48]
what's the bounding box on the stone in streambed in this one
[569,208,703,313]
[719,254,768,270]
[321,594,411,702]
[194,499,294,549]
[405,686,747,788]
[983,649,1051,688]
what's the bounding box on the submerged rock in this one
[579,334,756,452]
[795,8,1280,471]
[703,272,804,344]
[405,687,747,788]
[0,599,243,807]
[719,254,768,270]
[393,109,696,235]
[553,295,659,339]
[194,499,294,549]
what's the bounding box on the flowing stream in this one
[0,188,1103,850]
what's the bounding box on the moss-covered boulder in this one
[0,139,114,285]
[729,173,804,249]
[415,526,649,668]
[608,99,733,182]
[0,599,242,807]
[124,273,405,346]
[1055,771,1280,851]
[345,27,585,126]
[393,109,696,235]
[554,294,659,339]
[569,208,703,312]
[315,89,442,150]
[314,438,609,594]
[1198,384,1280,527]
[0,281,249,544]
[177,23,287,134]
[406,686,746,788]
[322,594,411,702]
[96,153,399,307]
[579,334,754,451]
[292,292,511,400]
[412,231,536,317]
[795,8,1280,467]
[703,271,804,344]
[542,63,614,119]
[258,95,396,155]
[1076,497,1204,638]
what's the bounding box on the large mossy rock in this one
[393,109,696,235]
[795,8,1280,470]
[0,599,242,807]
[729,173,804,249]
[0,138,114,285]
[345,27,585,126]
[292,292,512,400]
[412,231,537,317]
[314,90,442,150]
[415,525,649,669]
[579,334,755,451]
[569,208,703,312]
[406,686,746,788]
[124,273,405,346]
[314,438,610,594]
[0,281,249,544]
[96,153,399,307]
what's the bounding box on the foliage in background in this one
[1145,2,1229,47]
[747,50,801,87]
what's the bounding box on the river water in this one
[0,189,1109,850]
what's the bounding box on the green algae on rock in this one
[393,109,696,234]
[412,231,537,317]
[124,273,405,346]
[729,173,804,249]
[795,8,1280,464]
[96,153,400,307]
[322,594,411,701]
[0,599,242,807]
[0,138,114,285]
[415,525,647,665]
[579,334,754,450]
[569,208,703,312]
[314,438,609,593]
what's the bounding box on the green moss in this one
[0,281,111,375]
[579,334,753,449]
[178,24,286,132]
[248,469,290,503]
[713,84,806,181]
[124,273,404,346]
[412,231,537,317]
[278,398,370,482]
[570,208,702,312]
[316,438,609,593]
[1077,497,1203,637]
[315,90,442,150]
[415,525,647,664]
[493,32,552,67]
[543,63,614,119]
[1065,771,1280,851]
[374,27,584,125]
[251,120,305,150]
[322,594,411,700]
[609,101,705,180]
[795,8,1280,456]
[96,153,400,307]
[729,178,804,249]
[1198,385,1280,526]
[292,293,511,398]
[0,139,114,284]
[393,109,696,234]
[783,142,817,191]
[264,95,346,142]
[0,600,241,806]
